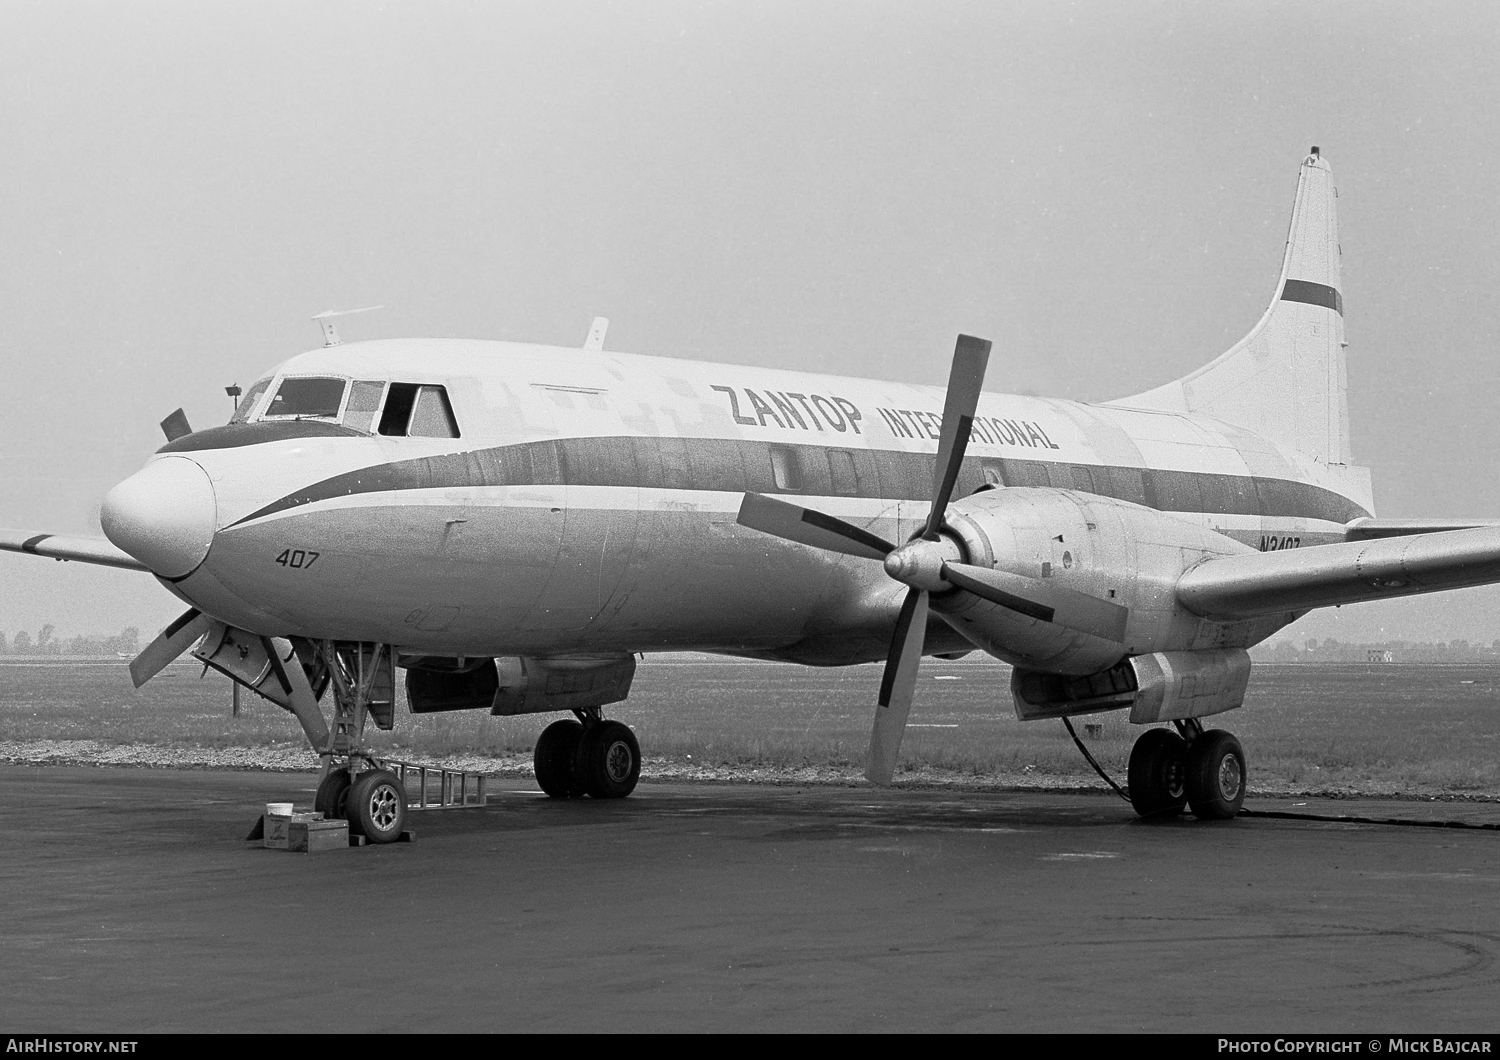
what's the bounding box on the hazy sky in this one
[4,1,1500,643]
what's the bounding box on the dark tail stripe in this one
[228,435,1370,529]
[1281,278,1343,316]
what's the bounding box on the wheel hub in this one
[1216,755,1243,801]
[604,740,634,783]
[367,784,400,830]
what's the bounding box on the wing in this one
[1178,525,1500,620]
[0,529,147,572]
[1345,518,1500,541]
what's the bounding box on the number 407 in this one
[275,549,320,569]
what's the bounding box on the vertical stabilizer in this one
[1111,149,1350,465]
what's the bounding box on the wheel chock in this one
[346,830,416,847]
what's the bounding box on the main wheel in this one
[1184,730,1247,820]
[348,769,408,843]
[534,719,586,798]
[1127,728,1188,818]
[314,767,353,820]
[575,720,641,799]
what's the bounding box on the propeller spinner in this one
[736,334,1127,785]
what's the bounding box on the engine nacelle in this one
[404,653,637,716]
[936,487,1288,674]
[1011,648,1252,723]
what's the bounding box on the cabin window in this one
[828,450,858,495]
[1068,465,1099,493]
[231,378,272,423]
[379,383,460,438]
[1045,463,1075,490]
[769,446,802,491]
[264,376,347,419]
[342,381,386,433]
[1104,466,1149,506]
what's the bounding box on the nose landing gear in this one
[533,710,641,800]
[1126,719,1247,821]
[304,640,410,844]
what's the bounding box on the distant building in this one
[1367,649,1394,663]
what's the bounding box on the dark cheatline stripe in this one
[1281,278,1343,316]
[229,435,1371,528]
[20,534,50,553]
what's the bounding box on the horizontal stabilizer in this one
[1345,518,1500,541]
[1177,525,1500,620]
[0,529,147,572]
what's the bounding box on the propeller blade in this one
[924,334,992,540]
[737,493,895,561]
[942,562,1129,643]
[866,587,929,785]
[129,608,213,688]
[160,408,193,443]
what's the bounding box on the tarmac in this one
[2,764,1497,1032]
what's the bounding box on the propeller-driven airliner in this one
[7,148,1496,843]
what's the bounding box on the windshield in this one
[230,378,271,424]
[263,376,348,419]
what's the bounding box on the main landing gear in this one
[533,709,641,800]
[1126,719,1246,821]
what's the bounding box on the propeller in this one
[735,334,1127,785]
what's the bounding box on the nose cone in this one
[101,457,217,578]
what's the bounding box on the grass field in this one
[2,655,1498,796]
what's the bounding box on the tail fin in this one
[1111,148,1350,465]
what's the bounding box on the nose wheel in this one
[314,764,408,843]
[1126,722,1247,821]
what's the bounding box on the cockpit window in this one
[342,380,387,433]
[378,383,460,438]
[230,378,272,424]
[409,385,460,438]
[264,376,348,419]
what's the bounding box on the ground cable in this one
[1061,716,1132,805]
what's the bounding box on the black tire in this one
[314,767,353,820]
[348,769,408,843]
[575,720,641,799]
[1127,728,1188,819]
[534,719,586,798]
[1185,730,1247,820]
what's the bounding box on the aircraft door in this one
[520,390,642,633]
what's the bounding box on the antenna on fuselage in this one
[583,316,609,352]
[311,305,385,347]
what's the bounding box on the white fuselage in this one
[139,338,1373,664]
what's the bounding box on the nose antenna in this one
[311,305,385,347]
